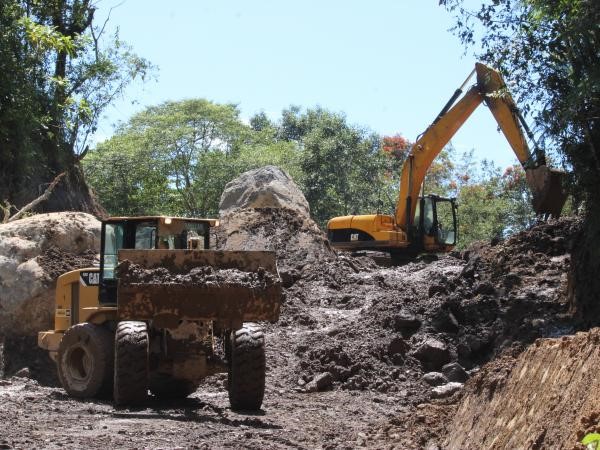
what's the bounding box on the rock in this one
[460,256,480,279]
[474,281,496,296]
[14,367,30,378]
[431,309,460,333]
[431,382,463,399]
[304,372,333,392]
[422,372,448,386]
[442,362,469,383]
[0,212,100,336]
[391,310,422,335]
[428,283,446,298]
[388,337,409,356]
[411,338,452,371]
[219,166,310,217]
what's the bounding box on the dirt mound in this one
[0,213,99,386]
[217,207,334,271]
[444,328,600,449]
[267,217,580,407]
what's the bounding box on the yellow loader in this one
[38,216,281,409]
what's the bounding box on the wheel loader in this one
[327,63,568,259]
[38,216,281,409]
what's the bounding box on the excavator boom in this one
[327,63,567,257]
[396,62,567,231]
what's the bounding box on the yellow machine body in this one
[38,215,282,408]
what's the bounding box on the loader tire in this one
[228,323,265,411]
[57,323,113,398]
[149,374,198,399]
[114,321,148,406]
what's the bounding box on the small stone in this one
[304,372,333,392]
[442,362,469,383]
[14,367,30,378]
[422,372,448,387]
[431,382,463,399]
[411,338,451,371]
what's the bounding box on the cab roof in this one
[103,216,218,225]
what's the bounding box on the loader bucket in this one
[525,165,568,218]
[116,250,281,328]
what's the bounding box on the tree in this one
[85,99,302,217]
[440,0,600,322]
[0,0,152,215]
[277,107,387,224]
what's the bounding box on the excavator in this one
[327,63,567,258]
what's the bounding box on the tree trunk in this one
[39,164,106,217]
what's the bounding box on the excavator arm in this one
[395,62,566,232]
[327,62,567,257]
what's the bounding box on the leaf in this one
[582,433,600,446]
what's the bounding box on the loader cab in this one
[99,216,217,304]
[413,195,458,251]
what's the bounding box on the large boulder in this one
[219,166,310,217]
[0,212,100,336]
[217,166,333,270]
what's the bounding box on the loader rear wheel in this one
[114,321,148,406]
[57,323,113,398]
[149,374,198,399]
[228,323,265,411]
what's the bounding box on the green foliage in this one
[440,0,600,320]
[582,433,600,449]
[0,0,152,207]
[85,100,302,217]
[440,0,600,207]
[278,107,386,225]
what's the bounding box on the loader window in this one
[135,222,157,249]
[103,223,124,280]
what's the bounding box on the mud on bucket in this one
[525,165,568,218]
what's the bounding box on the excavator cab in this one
[414,195,458,252]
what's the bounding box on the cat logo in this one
[80,271,100,287]
[350,233,359,241]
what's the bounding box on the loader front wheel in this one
[228,323,265,411]
[57,323,113,398]
[114,321,149,406]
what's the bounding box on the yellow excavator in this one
[327,63,567,258]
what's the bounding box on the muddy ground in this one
[0,212,585,449]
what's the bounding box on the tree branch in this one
[7,172,66,223]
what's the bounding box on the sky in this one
[93,0,522,169]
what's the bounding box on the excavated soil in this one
[117,260,280,288]
[0,211,588,449]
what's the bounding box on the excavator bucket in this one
[525,166,568,218]
[116,249,281,327]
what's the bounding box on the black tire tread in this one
[228,323,265,411]
[113,321,148,406]
[57,323,113,399]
